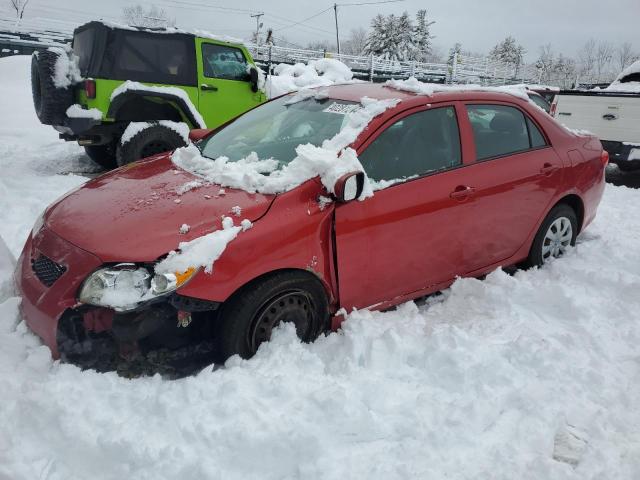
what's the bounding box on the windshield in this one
[198,95,357,166]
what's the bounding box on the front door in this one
[196,39,264,128]
[334,104,476,310]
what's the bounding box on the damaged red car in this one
[15,82,607,375]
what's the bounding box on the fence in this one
[248,43,545,86]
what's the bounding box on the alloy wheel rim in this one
[542,216,572,262]
[249,290,314,353]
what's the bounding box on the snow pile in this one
[111,81,206,128]
[0,236,15,302]
[172,96,399,197]
[48,46,82,89]
[267,58,357,98]
[121,120,190,145]
[605,60,640,93]
[66,104,102,121]
[156,216,251,274]
[385,77,532,102]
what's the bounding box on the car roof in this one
[323,82,530,109]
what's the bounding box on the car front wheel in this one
[526,203,578,267]
[213,272,330,363]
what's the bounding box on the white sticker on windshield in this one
[323,103,361,115]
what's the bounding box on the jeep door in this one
[196,39,265,128]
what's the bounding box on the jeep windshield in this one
[198,95,358,166]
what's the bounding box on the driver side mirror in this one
[333,171,365,203]
[188,129,213,143]
[249,66,260,93]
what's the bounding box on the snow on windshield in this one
[172,95,400,198]
[605,60,640,93]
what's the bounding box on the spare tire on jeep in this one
[31,50,74,126]
[116,123,188,166]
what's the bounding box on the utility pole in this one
[250,12,264,45]
[333,3,340,55]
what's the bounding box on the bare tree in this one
[536,44,555,83]
[595,41,614,81]
[578,39,596,83]
[122,4,175,28]
[616,42,638,72]
[8,0,30,20]
[342,28,367,56]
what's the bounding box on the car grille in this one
[31,254,66,287]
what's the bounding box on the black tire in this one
[213,272,330,363]
[617,162,640,173]
[525,203,578,268]
[116,123,187,166]
[84,144,117,170]
[31,50,74,125]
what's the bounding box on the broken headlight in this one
[78,263,197,312]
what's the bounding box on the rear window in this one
[467,105,540,160]
[104,31,196,86]
[73,28,95,74]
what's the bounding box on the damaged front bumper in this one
[16,226,221,376]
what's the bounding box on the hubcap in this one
[249,291,314,353]
[542,216,572,262]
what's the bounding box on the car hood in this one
[45,154,275,262]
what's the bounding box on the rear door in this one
[458,103,564,272]
[196,39,264,128]
[334,104,477,310]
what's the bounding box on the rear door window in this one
[359,106,461,183]
[109,31,196,85]
[527,117,547,148]
[467,105,535,160]
[202,44,249,81]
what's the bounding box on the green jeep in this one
[31,21,266,168]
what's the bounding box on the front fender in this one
[176,179,338,308]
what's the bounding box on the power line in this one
[273,7,334,33]
[336,0,405,6]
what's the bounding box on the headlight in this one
[78,263,197,311]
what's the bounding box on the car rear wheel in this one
[116,123,187,166]
[213,272,330,363]
[525,203,578,267]
[84,143,117,170]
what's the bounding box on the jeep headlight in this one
[78,263,197,311]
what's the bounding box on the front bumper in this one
[15,225,103,358]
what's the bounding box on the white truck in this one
[552,61,640,172]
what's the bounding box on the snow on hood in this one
[385,77,532,102]
[172,96,400,199]
[605,60,640,93]
[266,58,361,98]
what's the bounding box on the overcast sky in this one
[2,0,639,61]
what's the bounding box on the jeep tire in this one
[84,143,118,170]
[116,123,188,166]
[31,50,74,126]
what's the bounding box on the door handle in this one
[539,163,559,176]
[449,185,475,200]
[200,84,218,91]
[602,113,617,121]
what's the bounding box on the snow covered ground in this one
[1,55,640,479]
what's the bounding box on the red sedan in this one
[15,83,607,373]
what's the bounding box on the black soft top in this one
[72,21,197,86]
